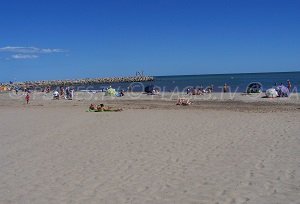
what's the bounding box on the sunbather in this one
[89,104,96,110]
[96,104,123,112]
[176,98,192,105]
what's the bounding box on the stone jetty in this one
[10,75,154,88]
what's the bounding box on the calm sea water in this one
[89,71,300,93]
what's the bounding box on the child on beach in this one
[25,93,30,104]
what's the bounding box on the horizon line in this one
[154,70,300,78]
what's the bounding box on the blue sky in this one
[0,0,299,82]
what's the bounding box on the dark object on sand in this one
[145,85,155,93]
[246,82,262,93]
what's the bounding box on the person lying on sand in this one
[89,104,96,110]
[88,104,123,112]
[97,104,123,112]
[176,98,192,106]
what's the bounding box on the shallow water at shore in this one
[79,71,300,93]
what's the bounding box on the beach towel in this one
[86,109,122,112]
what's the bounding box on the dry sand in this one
[0,92,300,204]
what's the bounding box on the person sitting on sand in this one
[191,87,197,95]
[197,88,204,95]
[176,98,192,106]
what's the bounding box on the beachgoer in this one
[287,80,292,91]
[60,86,64,96]
[207,84,213,93]
[71,89,74,99]
[66,87,70,99]
[197,88,203,95]
[97,104,105,111]
[89,104,96,110]
[119,90,125,97]
[25,93,30,104]
[187,88,190,95]
[96,104,123,112]
[223,83,228,93]
[192,87,197,95]
[176,98,192,105]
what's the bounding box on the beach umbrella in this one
[266,88,278,98]
[145,85,154,93]
[246,82,262,93]
[105,87,117,96]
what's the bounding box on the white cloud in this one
[11,54,39,59]
[0,46,67,54]
[0,46,67,60]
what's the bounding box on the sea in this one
[86,71,300,93]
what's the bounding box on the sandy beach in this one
[0,92,300,204]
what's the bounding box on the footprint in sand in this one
[235,197,250,204]
[264,181,273,190]
[216,189,227,197]
[285,169,296,179]
[255,161,265,169]
[228,198,236,204]
[264,181,277,195]
[137,185,149,193]
[246,170,254,179]
[227,197,250,204]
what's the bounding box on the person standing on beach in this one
[25,93,30,104]
[287,80,292,91]
[223,83,229,93]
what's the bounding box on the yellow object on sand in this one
[105,88,117,96]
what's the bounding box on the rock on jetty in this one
[11,76,154,88]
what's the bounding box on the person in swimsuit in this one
[96,104,123,112]
[25,93,30,104]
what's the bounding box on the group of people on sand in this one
[52,86,74,100]
[187,85,213,95]
[43,86,51,93]
[271,80,293,98]
[186,83,230,94]
[275,80,292,91]
[89,103,123,112]
[59,86,74,100]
